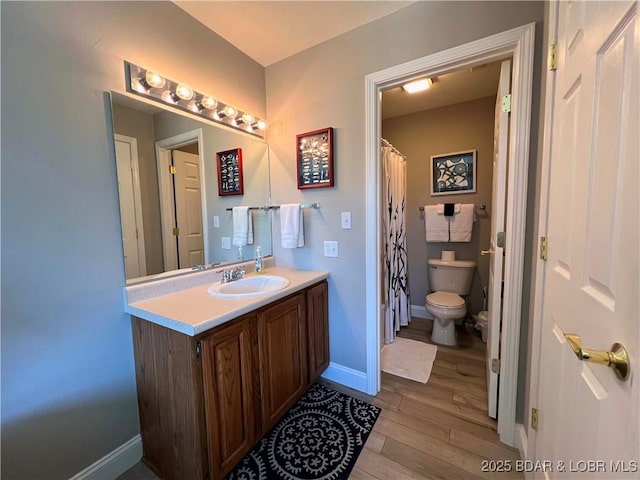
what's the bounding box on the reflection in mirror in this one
[110,93,271,284]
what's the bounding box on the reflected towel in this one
[280,203,304,248]
[232,206,254,246]
[424,205,449,242]
[449,204,476,242]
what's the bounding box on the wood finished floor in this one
[118,318,521,480]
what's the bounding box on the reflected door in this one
[173,150,204,268]
[114,134,147,279]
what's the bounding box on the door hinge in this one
[195,341,201,358]
[491,358,501,374]
[548,43,558,71]
[531,407,539,430]
[540,236,548,260]
[501,94,512,113]
[497,231,506,249]
[173,227,180,236]
[169,165,176,174]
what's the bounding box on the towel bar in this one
[226,202,321,212]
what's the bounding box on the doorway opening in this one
[364,23,536,447]
[155,129,208,271]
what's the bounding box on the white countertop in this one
[124,266,329,336]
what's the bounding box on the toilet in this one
[425,255,476,346]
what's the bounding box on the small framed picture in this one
[430,150,477,196]
[216,148,243,196]
[296,127,334,189]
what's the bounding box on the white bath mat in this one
[381,337,438,383]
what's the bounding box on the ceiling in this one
[173,1,501,118]
[174,1,415,67]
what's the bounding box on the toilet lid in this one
[426,292,465,308]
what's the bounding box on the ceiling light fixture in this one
[402,78,432,94]
[124,62,267,137]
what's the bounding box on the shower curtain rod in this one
[381,137,406,158]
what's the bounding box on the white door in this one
[485,59,511,419]
[173,150,204,268]
[114,135,147,279]
[535,1,638,476]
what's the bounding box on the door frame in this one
[364,23,536,447]
[155,129,207,271]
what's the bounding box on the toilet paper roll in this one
[441,250,456,261]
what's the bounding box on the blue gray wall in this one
[1,2,265,478]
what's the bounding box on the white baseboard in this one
[515,423,528,459]
[69,434,142,480]
[411,304,432,319]
[321,362,368,393]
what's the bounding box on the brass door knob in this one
[481,249,494,256]
[564,334,630,381]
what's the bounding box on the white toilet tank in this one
[427,259,476,294]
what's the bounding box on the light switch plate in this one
[221,237,231,249]
[341,212,351,229]
[324,241,339,257]
[213,215,220,228]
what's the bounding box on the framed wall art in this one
[430,150,476,196]
[216,148,244,196]
[296,127,334,189]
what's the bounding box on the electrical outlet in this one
[213,215,220,228]
[341,212,351,229]
[221,237,231,249]
[324,241,339,257]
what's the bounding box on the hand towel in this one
[436,203,461,215]
[280,203,304,248]
[443,203,456,217]
[449,204,476,242]
[232,206,254,246]
[424,205,450,242]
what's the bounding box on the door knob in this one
[564,334,630,381]
[481,249,494,255]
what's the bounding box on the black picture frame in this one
[216,148,244,196]
[296,127,334,189]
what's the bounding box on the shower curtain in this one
[382,142,410,344]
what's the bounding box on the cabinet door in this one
[201,315,257,479]
[307,281,329,381]
[258,293,307,431]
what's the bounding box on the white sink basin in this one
[207,275,290,298]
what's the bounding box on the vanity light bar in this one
[124,61,268,137]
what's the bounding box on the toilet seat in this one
[426,291,465,308]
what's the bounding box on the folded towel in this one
[280,203,304,248]
[444,203,456,217]
[436,203,461,215]
[449,204,476,242]
[424,205,450,242]
[232,206,254,246]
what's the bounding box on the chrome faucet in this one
[192,262,221,271]
[218,266,246,283]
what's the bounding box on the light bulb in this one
[145,71,166,89]
[222,105,237,118]
[200,96,217,110]
[161,90,177,104]
[175,83,194,101]
[255,119,267,130]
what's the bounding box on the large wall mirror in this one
[109,92,272,284]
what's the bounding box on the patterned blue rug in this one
[225,382,381,480]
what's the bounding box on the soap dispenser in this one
[255,246,263,273]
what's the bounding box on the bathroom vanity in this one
[125,267,329,480]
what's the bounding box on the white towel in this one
[449,204,476,242]
[424,205,450,242]
[280,203,304,248]
[232,206,253,246]
[436,203,462,215]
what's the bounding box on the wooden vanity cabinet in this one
[131,280,328,480]
[200,314,259,479]
[258,293,308,431]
